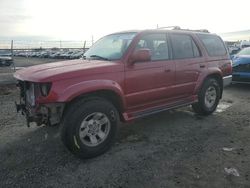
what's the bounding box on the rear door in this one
[125,33,175,109]
[170,33,205,98]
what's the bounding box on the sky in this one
[0,0,250,41]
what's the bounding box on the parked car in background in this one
[70,50,84,59]
[240,41,250,49]
[228,46,241,55]
[0,56,13,66]
[14,48,88,59]
[232,47,250,83]
[14,28,232,159]
[0,50,13,66]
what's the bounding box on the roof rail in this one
[157,26,209,33]
[157,26,181,30]
[177,28,210,33]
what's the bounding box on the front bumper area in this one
[15,101,65,127]
[15,80,64,127]
[223,75,232,87]
[232,72,250,83]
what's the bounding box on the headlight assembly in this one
[40,83,52,97]
[26,83,35,106]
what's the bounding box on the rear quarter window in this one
[197,34,227,56]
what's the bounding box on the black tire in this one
[192,78,221,115]
[61,97,119,159]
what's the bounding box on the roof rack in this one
[157,26,209,33]
[157,26,181,30]
[179,28,210,33]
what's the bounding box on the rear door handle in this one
[200,65,206,68]
[165,69,171,72]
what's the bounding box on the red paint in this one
[14,30,232,122]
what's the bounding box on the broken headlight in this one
[26,83,35,106]
[39,83,52,97]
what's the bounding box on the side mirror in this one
[129,48,151,64]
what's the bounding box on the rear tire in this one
[192,78,221,115]
[61,97,119,159]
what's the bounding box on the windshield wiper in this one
[90,55,110,61]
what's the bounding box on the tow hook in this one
[15,102,25,113]
[26,116,32,127]
[15,102,31,127]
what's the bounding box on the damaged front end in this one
[232,63,250,83]
[15,80,64,127]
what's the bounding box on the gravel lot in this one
[0,83,250,188]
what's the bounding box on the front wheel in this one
[61,97,119,159]
[192,78,221,115]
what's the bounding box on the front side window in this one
[84,32,136,60]
[171,34,201,59]
[136,33,170,61]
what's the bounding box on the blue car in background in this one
[232,47,250,83]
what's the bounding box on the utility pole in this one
[82,40,86,58]
[11,40,15,71]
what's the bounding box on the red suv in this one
[14,28,232,158]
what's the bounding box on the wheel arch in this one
[206,73,223,98]
[63,89,126,122]
[196,72,223,98]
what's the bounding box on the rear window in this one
[198,34,227,56]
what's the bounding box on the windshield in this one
[237,47,250,56]
[84,32,136,61]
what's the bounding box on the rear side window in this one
[198,34,227,56]
[171,34,201,59]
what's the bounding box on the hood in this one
[232,55,250,67]
[14,59,123,82]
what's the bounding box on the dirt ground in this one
[0,84,250,188]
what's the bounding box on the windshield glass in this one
[84,32,136,61]
[237,47,250,56]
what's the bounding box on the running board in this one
[131,100,196,119]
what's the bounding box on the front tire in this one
[192,78,221,115]
[61,97,119,159]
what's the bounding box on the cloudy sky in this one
[0,0,249,41]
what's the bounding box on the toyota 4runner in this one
[14,28,232,158]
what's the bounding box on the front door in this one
[125,33,175,110]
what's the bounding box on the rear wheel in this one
[192,78,221,115]
[61,97,119,159]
